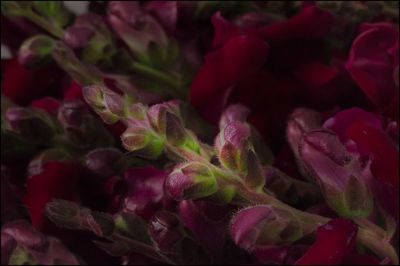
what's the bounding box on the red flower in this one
[295,218,358,265]
[23,162,80,231]
[346,22,399,121]
[190,6,355,146]
[1,58,64,105]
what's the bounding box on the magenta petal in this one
[123,166,167,220]
[295,218,358,265]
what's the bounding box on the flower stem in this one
[130,61,185,99]
[23,10,64,38]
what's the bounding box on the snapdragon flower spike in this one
[295,218,358,265]
[230,205,303,251]
[4,106,58,142]
[46,199,115,237]
[299,130,373,218]
[18,35,55,67]
[1,220,80,265]
[166,162,218,200]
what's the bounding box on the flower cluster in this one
[1,1,399,265]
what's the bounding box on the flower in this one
[1,58,64,105]
[295,218,357,265]
[346,22,399,121]
[190,6,357,148]
[23,161,80,231]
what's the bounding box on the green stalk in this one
[23,10,64,38]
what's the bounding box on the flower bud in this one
[4,107,57,142]
[219,104,250,130]
[63,13,102,48]
[18,35,55,67]
[166,162,218,200]
[215,121,251,172]
[121,127,164,159]
[299,130,373,218]
[165,111,186,146]
[148,210,183,252]
[287,108,322,159]
[113,211,150,243]
[147,100,180,134]
[107,1,168,61]
[230,205,303,251]
[82,85,123,124]
[45,200,82,230]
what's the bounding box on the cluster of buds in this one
[215,104,272,192]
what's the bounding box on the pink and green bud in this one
[82,85,125,124]
[4,106,58,142]
[121,127,164,159]
[215,121,251,172]
[166,162,218,200]
[18,35,55,67]
[147,100,180,134]
[299,130,373,218]
[230,205,303,251]
[219,104,250,130]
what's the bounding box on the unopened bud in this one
[121,127,164,159]
[18,35,55,67]
[230,205,302,251]
[299,130,373,218]
[215,121,251,172]
[166,162,218,200]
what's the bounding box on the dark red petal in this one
[346,123,399,188]
[323,108,382,142]
[295,218,358,265]
[190,34,269,124]
[346,23,398,108]
[23,162,80,230]
[30,97,61,114]
[257,6,335,45]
